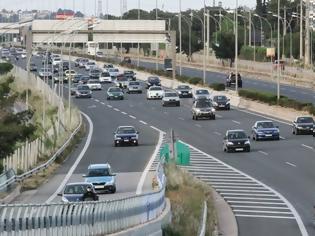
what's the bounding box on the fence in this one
[0,183,166,235]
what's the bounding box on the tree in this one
[212,31,241,67]
[256,0,263,16]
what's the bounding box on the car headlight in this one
[195,108,201,113]
[105,179,115,185]
[178,91,182,94]
[115,136,122,140]
[211,108,216,112]
[61,196,69,203]
[245,140,250,145]
[188,91,192,93]
[213,102,218,106]
[274,129,279,133]
[227,142,234,146]
[226,101,230,104]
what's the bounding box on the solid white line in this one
[302,144,314,150]
[214,186,265,190]
[285,162,297,167]
[280,136,286,140]
[150,125,163,132]
[258,150,269,156]
[233,209,293,215]
[213,131,222,136]
[94,99,100,102]
[232,120,241,124]
[107,105,112,108]
[139,120,147,125]
[46,112,93,204]
[136,130,163,195]
[228,200,287,205]
[121,111,127,115]
[114,108,120,112]
[195,124,202,128]
[196,175,249,180]
[221,193,276,197]
[235,214,295,220]
[100,102,105,105]
[218,189,271,193]
[178,117,185,121]
[225,197,282,201]
[129,115,136,119]
[216,114,223,118]
[232,205,290,210]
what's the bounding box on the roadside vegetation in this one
[163,163,217,236]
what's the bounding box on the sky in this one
[1,0,256,16]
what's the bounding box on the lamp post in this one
[252,14,263,46]
[277,0,280,100]
[235,0,239,93]
[180,15,192,62]
[237,14,247,46]
[254,14,273,47]
[179,0,182,75]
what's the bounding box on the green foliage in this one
[239,46,267,62]
[239,89,315,115]
[0,63,13,75]
[209,83,226,91]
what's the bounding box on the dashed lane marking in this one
[107,105,112,108]
[114,108,120,112]
[100,102,105,105]
[139,120,147,125]
[285,162,297,168]
[129,115,136,119]
[178,117,185,121]
[232,120,241,124]
[121,111,127,115]
[258,150,269,156]
[213,131,222,136]
[195,124,202,128]
[301,144,314,150]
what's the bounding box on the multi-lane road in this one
[11,54,315,236]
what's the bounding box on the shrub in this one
[209,83,225,91]
[0,63,13,75]
[188,77,203,85]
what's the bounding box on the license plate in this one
[115,96,118,98]
[235,148,243,151]
[183,92,187,95]
[94,185,103,189]
[124,139,129,142]
[265,134,272,137]
[219,105,225,107]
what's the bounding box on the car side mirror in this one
[276,126,279,128]
[136,131,139,134]
[111,173,117,176]
[223,137,227,140]
[227,99,230,101]
[248,136,250,139]
[57,193,62,196]
[253,126,256,129]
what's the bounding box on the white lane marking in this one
[150,125,162,132]
[221,193,276,197]
[114,108,120,112]
[234,209,293,215]
[213,131,222,136]
[107,105,112,108]
[136,130,164,194]
[163,111,168,114]
[280,136,286,140]
[129,115,136,119]
[195,124,202,128]
[121,111,127,115]
[216,114,223,118]
[235,214,295,219]
[139,120,147,125]
[181,141,308,236]
[232,205,290,210]
[87,105,96,109]
[285,162,297,168]
[258,150,269,156]
[178,117,185,121]
[228,200,287,205]
[100,102,105,105]
[302,144,314,150]
[218,189,271,193]
[94,99,100,102]
[46,112,93,204]
[225,197,282,201]
[232,120,241,124]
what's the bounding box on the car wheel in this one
[292,128,295,135]
[212,115,216,120]
[114,142,118,147]
[226,148,232,153]
[295,129,299,135]
[176,102,180,107]
[192,115,195,120]
[107,97,110,100]
[135,141,138,146]
[195,116,198,120]
[120,97,124,100]
[252,135,255,140]
[111,186,116,194]
[223,146,226,152]
[227,105,230,110]
[246,147,251,152]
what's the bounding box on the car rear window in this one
[64,185,88,194]
[101,72,110,77]
[109,88,122,92]
[196,90,209,95]
[150,87,162,91]
[129,82,140,85]
[165,93,177,97]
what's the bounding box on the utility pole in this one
[300,0,303,60]
[170,31,177,87]
[277,0,281,100]
[283,6,286,59]
[179,0,182,75]
[206,9,210,65]
[305,0,310,65]
[137,0,140,67]
[203,0,206,84]
[249,11,252,47]
[155,0,159,71]
[235,0,239,93]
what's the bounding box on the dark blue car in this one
[252,120,280,141]
[58,182,99,202]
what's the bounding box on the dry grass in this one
[163,163,217,236]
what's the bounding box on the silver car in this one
[162,91,180,106]
[127,81,142,94]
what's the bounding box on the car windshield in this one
[165,93,177,97]
[195,101,211,108]
[297,117,314,123]
[82,76,90,80]
[228,131,247,140]
[117,127,136,134]
[101,72,110,76]
[150,87,162,91]
[88,80,99,84]
[88,62,95,65]
[64,185,88,194]
[257,122,274,129]
[109,88,121,92]
[91,70,100,73]
[178,85,190,89]
[87,168,110,177]
[78,85,90,90]
[129,82,140,86]
[40,68,51,72]
[196,90,209,95]
[74,75,82,78]
[124,71,134,75]
[214,96,227,101]
[148,77,159,82]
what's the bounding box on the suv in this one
[193,89,211,101]
[212,95,230,110]
[124,70,136,81]
[252,120,280,140]
[226,73,242,88]
[83,164,116,193]
[292,116,314,135]
[146,76,161,88]
[162,91,180,106]
[114,126,139,146]
[192,100,215,120]
[122,56,131,64]
[223,130,251,152]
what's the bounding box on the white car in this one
[86,79,102,90]
[108,68,119,78]
[193,89,212,101]
[162,91,180,106]
[64,70,76,82]
[52,57,62,66]
[85,61,96,71]
[147,86,164,100]
[20,53,27,59]
[79,58,89,68]
[99,71,112,83]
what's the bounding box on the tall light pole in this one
[254,14,273,47]
[179,0,182,75]
[305,0,310,65]
[181,15,192,62]
[203,0,206,84]
[238,14,247,46]
[137,0,140,67]
[206,9,210,65]
[235,0,239,93]
[300,0,303,60]
[277,0,280,100]
[253,14,263,46]
[155,0,159,71]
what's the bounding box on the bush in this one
[0,63,13,75]
[209,83,225,91]
[239,89,315,115]
[188,77,203,85]
[239,46,267,62]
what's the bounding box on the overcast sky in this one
[1,0,256,16]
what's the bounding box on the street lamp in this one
[254,14,273,47]
[179,15,192,62]
[214,13,234,32]
[237,14,247,46]
[179,0,182,75]
[252,14,263,46]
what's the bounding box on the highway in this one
[107,55,315,104]
[11,55,315,236]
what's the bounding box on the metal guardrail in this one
[0,113,82,192]
[0,183,166,235]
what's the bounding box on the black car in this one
[114,126,139,146]
[62,61,70,71]
[175,85,193,98]
[226,73,242,88]
[74,58,83,67]
[212,95,230,110]
[146,76,161,89]
[80,76,90,84]
[75,85,92,98]
[58,182,99,202]
[223,130,251,152]
[123,70,136,81]
[29,63,38,72]
[292,116,314,135]
[72,74,83,83]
